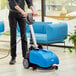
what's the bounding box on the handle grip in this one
[25,13,35,25]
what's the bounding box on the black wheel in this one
[23,59,29,69]
[54,66,58,70]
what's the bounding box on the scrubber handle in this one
[29,24,38,49]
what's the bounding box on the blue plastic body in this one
[29,49,59,68]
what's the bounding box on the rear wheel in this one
[23,59,29,69]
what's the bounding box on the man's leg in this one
[18,17,27,59]
[9,12,17,64]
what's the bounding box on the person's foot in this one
[9,58,16,65]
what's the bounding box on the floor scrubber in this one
[23,13,59,70]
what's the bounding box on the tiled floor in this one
[0,47,76,76]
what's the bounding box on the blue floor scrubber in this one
[23,13,59,70]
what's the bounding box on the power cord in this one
[0,36,22,59]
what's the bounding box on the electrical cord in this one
[0,50,9,60]
[0,35,23,60]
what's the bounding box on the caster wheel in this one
[54,66,58,70]
[23,59,29,69]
